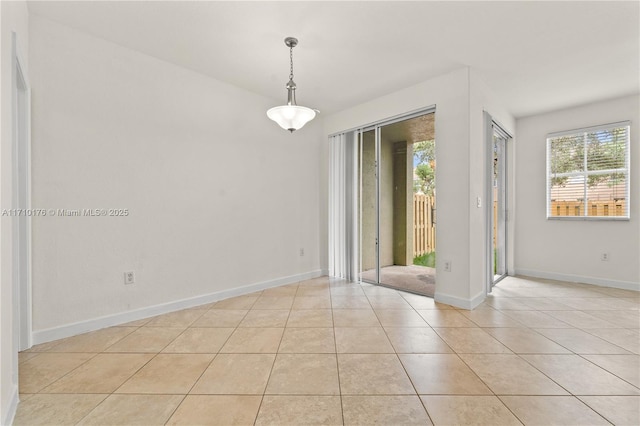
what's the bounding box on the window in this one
[547,122,630,219]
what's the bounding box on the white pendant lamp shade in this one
[267,37,317,132]
[267,105,316,132]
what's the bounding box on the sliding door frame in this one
[358,126,380,284]
[354,106,436,288]
[485,112,512,293]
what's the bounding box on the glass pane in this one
[586,172,627,217]
[378,114,436,296]
[548,176,585,216]
[493,133,507,281]
[550,135,584,175]
[586,127,626,171]
[358,112,436,297]
[359,129,378,283]
[413,138,436,274]
[377,134,394,283]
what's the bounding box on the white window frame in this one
[546,121,630,220]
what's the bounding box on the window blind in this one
[547,122,630,219]
[328,132,359,280]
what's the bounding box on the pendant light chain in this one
[289,45,297,105]
[289,45,294,81]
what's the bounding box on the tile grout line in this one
[27,351,101,395]
[252,281,299,425]
[171,291,264,424]
[163,394,189,426]
[118,305,235,422]
[329,279,346,426]
[70,394,110,426]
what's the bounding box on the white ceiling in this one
[27,1,640,118]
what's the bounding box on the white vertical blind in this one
[547,122,630,219]
[328,132,359,280]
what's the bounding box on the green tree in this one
[414,163,435,195]
[550,128,626,188]
[413,139,435,196]
[586,128,626,187]
[414,139,435,165]
[549,136,583,187]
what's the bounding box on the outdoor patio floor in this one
[361,264,436,297]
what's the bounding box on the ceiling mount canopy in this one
[267,37,317,132]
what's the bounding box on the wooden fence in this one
[550,200,626,217]
[413,196,626,258]
[413,194,436,257]
[413,195,497,257]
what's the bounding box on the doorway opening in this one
[358,111,436,297]
[488,117,510,291]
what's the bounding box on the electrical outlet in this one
[443,260,452,272]
[300,248,305,256]
[600,253,609,261]
[124,271,135,285]
[476,196,482,208]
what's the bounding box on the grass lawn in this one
[413,251,435,268]
[414,250,497,272]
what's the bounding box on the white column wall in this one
[469,70,516,300]
[325,68,475,307]
[0,1,29,423]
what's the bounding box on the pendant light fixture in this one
[267,37,317,132]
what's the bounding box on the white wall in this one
[1,1,29,424]
[324,67,515,307]
[29,16,324,340]
[515,95,640,289]
[326,68,479,307]
[468,71,516,299]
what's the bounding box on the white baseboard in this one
[2,385,19,426]
[434,290,486,310]
[32,269,324,345]
[515,269,640,292]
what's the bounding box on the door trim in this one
[12,32,33,350]
[485,112,512,294]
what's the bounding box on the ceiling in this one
[382,113,435,145]
[27,1,640,118]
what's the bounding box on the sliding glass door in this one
[359,128,379,284]
[490,122,509,288]
[358,110,436,297]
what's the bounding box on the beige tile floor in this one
[14,276,640,425]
